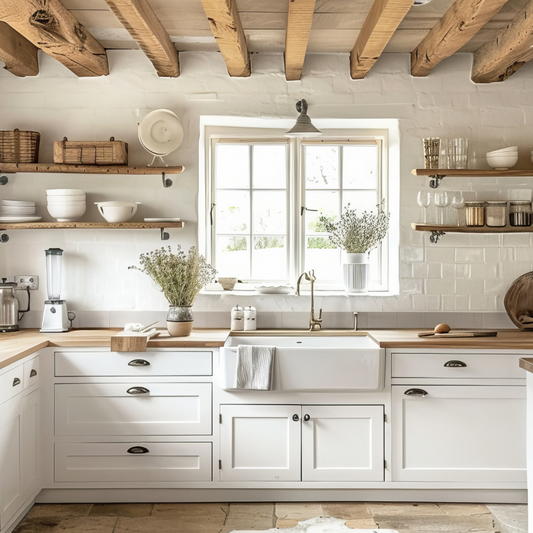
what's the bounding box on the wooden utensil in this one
[418,331,498,338]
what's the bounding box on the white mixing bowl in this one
[486,152,518,169]
[47,203,86,221]
[46,189,85,196]
[95,201,140,223]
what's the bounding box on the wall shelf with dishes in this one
[412,169,533,188]
[412,223,533,243]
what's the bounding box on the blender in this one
[40,248,69,332]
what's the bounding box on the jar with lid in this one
[485,201,507,227]
[464,201,485,226]
[509,201,532,227]
[230,305,244,331]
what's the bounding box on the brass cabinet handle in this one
[404,388,428,397]
[444,360,467,368]
[30,369,37,377]
[128,359,151,367]
[126,386,150,395]
[12,377,21,387]
[127,446,149,454]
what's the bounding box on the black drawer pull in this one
[404,388,428,397]
[12,377,21,387]
[303,414,311,422]
[126,386,150,395]
[128,359,151,367]
[127,446,149,454]
[292,414,299,421]
[444,360,467,368]
[30,369,37,377]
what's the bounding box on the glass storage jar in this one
[485,201,507,227]
[509,201,532,227]
[465,201,485,226]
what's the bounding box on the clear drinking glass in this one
[422,137,441,169]
[417,191,431,223]
[451,192,465,226]
[434,191,449,225]
[452,138,469,169]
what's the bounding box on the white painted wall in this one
[1,49,533,329]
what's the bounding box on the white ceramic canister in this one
[231,305,244,331]
[244,306,257,331]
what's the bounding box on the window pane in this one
[343,190,379,214]
[343,145,378,189]
[306,190,340,232]
[305,146,339,189]
[253,191,286,233]
[253,145,286,189]
[252,236,287,280]
[305,238,341,280]
[216,236,250,278]
[216,190,249,234]
[216,145,249,188]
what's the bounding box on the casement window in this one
[203,122,397,293]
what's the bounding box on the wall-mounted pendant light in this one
[285,99,322,137]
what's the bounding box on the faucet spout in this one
[296,269,322,331]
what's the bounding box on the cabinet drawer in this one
[392,352,524,379]
[55,442,212,483]
[55,383,212,436]
[23,356,39,389]
[0,363,24,404]
[55,351,212,377]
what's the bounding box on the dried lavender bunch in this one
[129,246,216,307]
[318,201,390,253]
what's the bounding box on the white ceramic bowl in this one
[47,200,86,207]
[95,201,140,223]
[487,146,518,155]
[46,189,85,196]
[486,152,518,169]
[1,206,36,215]
[47,203,86,222]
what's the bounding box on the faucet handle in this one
[317,308,323,321]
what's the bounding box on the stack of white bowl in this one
[486,146,518,169]
[1,199,36,217]
[46,189,86,222]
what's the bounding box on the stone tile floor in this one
[12,502,525,533]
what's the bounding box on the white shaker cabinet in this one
[219,404,384,482]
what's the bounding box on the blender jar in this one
[45,248,63,300]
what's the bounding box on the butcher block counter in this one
[2,327,533,370]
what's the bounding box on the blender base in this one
[40,300,69,333]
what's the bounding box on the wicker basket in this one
[0,129,40,163]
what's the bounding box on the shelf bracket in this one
[0,234,9,243]
[160,228,170,241]
[429,174,445,188]
[0,176,8,185]
[429,230,446,244]
[162,172,173,188]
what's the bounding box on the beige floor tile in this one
[368,503,446,516]
[225,517,274,530]
[436,503,491,516]
[89,503,154,517]
[276,518,299,528]
[344,518,378,529]
[227,503,274,520]
[152,503,229,518]
[114,516,224,533]
[275,503,324,521]
[322,503,372,520]
[374,514,495,531]
[25,504,93,519]
[14,516,118,533]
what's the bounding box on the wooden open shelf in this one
[413,168,533,177]
[0,221,184,230]
[0,163,184,175]
[412,223,532,233]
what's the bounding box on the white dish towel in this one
[236,345,275,390]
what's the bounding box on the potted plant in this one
[318,201,390,293]
[130,245,216,336]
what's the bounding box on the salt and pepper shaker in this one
[244,306,257,331]
[231,305,244,331]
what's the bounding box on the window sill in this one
[201,289,397,297]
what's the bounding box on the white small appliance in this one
[40,248,69,333]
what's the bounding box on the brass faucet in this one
[296,269,322,331]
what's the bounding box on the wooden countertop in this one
[3,327,533,371]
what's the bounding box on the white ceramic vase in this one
[343,252,370,293]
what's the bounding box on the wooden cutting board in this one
[418,331,498,338]
[110,329,160,352]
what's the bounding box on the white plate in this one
[1,207,36,215]
[2,199,35,206]
[138,109,184,156]
[0,216,42,222]
[144,217,181,222]
[256,285,294,294]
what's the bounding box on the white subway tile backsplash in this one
[455,248,484,263]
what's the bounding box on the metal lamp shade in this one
[285,99,322,137]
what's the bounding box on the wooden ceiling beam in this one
[472,0,533,83]
[104,0,179,77]
[285,0,316,81]
[0,0,108,77]
[0,22,38,77]
[411,0,509,77]
[350,0,414,79]
[200,0,250,77]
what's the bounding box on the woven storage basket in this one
[0,129,40,163]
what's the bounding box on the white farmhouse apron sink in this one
[221,334,384,391]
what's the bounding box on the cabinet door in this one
[301,405,384,482]
[55,383,212,436]
[21,389,40,499]
[219,405,301,481]
[392,385,526,482]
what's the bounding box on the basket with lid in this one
[0,129,40,163]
